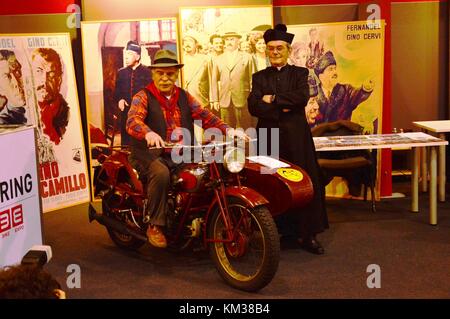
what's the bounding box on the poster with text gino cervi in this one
[0,33,90,212]
[287,21,385,199]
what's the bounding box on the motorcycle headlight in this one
[223,147,245,173]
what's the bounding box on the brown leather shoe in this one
[146,225,167,248]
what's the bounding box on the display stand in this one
[0,125,43,267]
[314,132,448,225]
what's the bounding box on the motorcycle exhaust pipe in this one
[88,203,148,242]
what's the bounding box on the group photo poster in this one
[287,21,385,198]
[81,18,179,199]
[179,5,273,131]
[0,33,90,212]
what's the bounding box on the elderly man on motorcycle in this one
[126,49,242,248]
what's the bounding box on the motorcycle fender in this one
[204,187,270,248]
[221,186,269,209]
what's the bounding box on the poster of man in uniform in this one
[287,21,385,198]
[179,6,273,131]
[81,18,178,199]
[0,33,90,212]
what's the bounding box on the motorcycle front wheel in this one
[207,197,280,292]
[102,191,146,250]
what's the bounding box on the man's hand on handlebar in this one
[145,129,251,149]
[145,131,165,148]
[227,128,251,142]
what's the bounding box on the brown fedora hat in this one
[149,49,184,68]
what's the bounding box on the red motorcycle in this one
[88,139,313,292]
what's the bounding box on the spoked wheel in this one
[102,191,146,250]
[208,197,280,292]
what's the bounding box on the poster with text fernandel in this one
[287,21,385,199]
[0,33,90,212]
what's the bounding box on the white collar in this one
[131,62,141,70]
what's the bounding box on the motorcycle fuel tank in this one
[172,163,208,193]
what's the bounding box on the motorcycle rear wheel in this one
[208,197,280,292]
[102,192,146,250]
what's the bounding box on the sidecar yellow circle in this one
[277,168,303,182]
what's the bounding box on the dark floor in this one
[42,182,450,299]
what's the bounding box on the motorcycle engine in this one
[166,192,203,240]
[188,218,203,238]
[165,192,184,234]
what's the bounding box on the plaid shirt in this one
[127,88,228,142]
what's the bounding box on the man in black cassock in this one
[248,24,329,254]
[114,41,152,146]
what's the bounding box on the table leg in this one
[412,147,419,212]
[421,146,428,192]
[430,146,437,225]
[438,133,446,202]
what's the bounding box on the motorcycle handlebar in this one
[147,138,258,150]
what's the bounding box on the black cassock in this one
[248,64,328,238]
[114,64,152,146]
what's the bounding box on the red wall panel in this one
[273,0,446,4]
[0,0,80,15]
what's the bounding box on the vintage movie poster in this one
[179,5,273,130]
[0,33,90,212]
[81,18,178,199]
[287,21,385,198]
